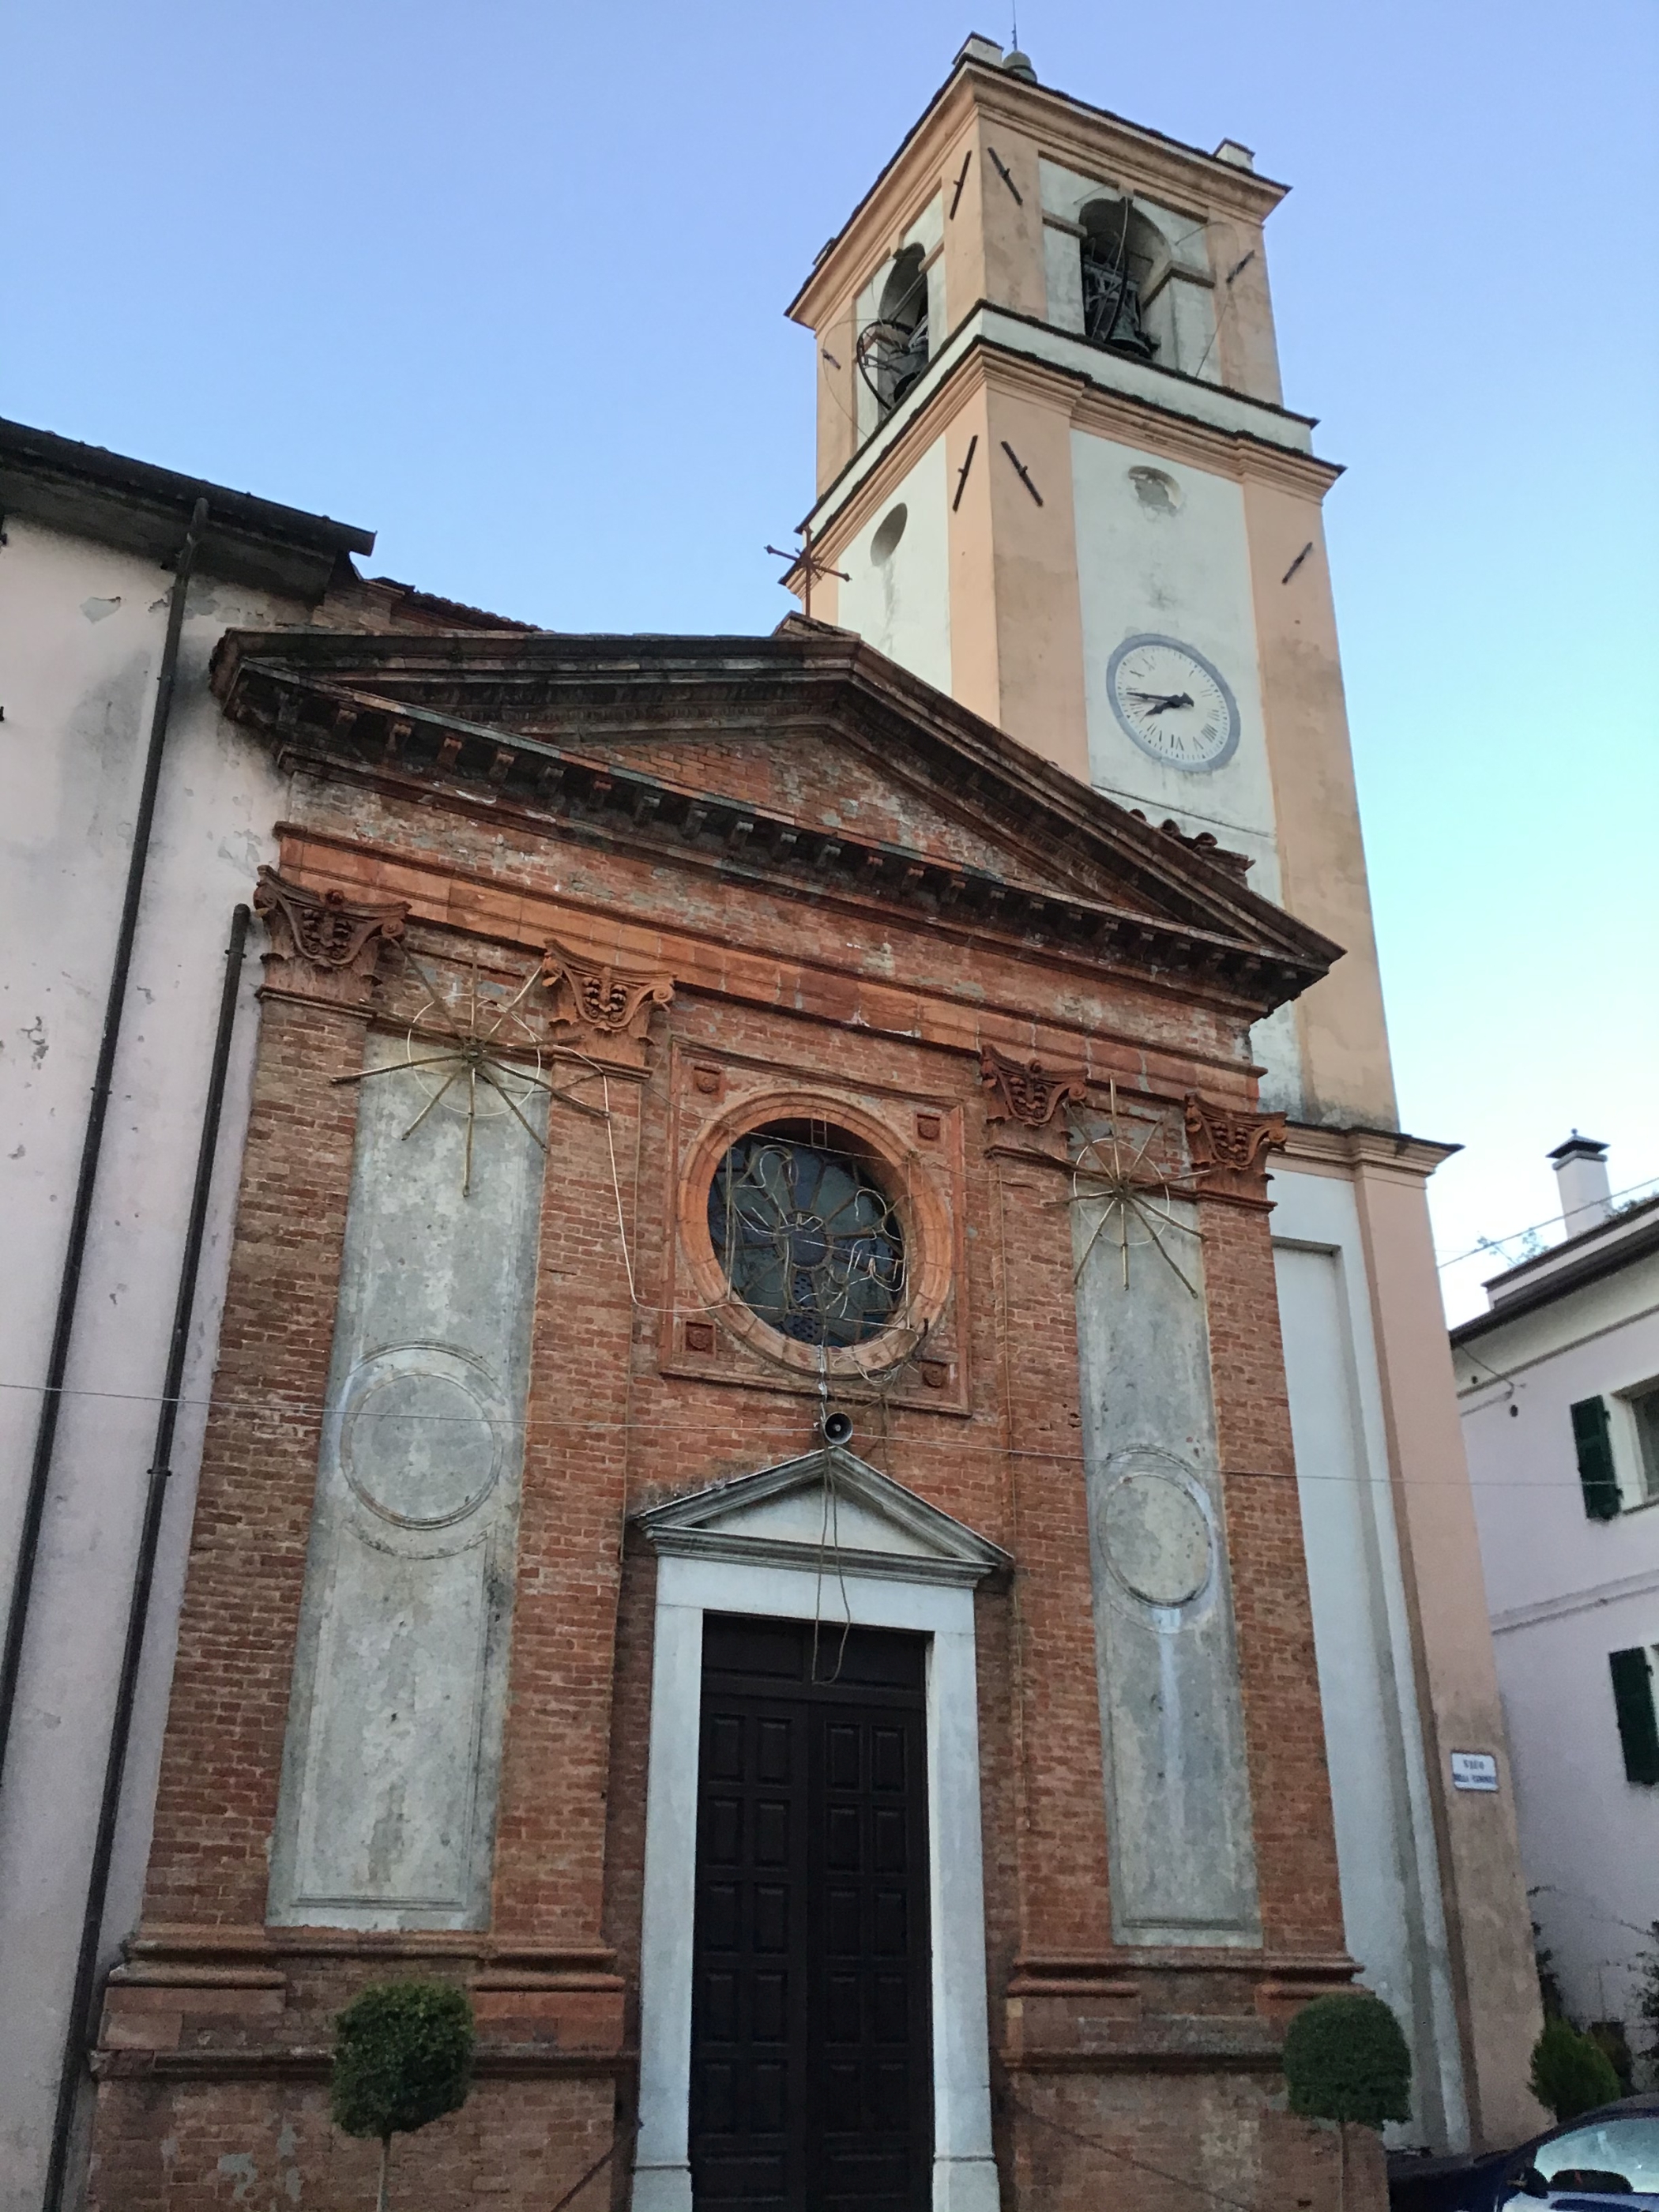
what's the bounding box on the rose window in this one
[707,1122,906,1348]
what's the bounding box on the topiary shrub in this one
[330,1979,475,2210]
[1284,1992,1413,2128]
[1283,1992,1413,2211]
[1529,2014,1621,2123]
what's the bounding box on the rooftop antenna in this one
[1003,9,1036,81]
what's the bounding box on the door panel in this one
[691,1617,931,2212]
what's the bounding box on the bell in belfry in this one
[1082,242,1157,357]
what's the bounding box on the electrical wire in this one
[1436,1175,1659,1273]
[0,1376,1621,1492]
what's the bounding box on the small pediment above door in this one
[633,1447,1010,1589]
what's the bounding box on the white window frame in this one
[1612,1377,1659,1504]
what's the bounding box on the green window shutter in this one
[1609,1649,1659,1786]
[1571,1396,1620,1519]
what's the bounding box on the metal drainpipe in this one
[0,496,209,1783]
[42,902,252,2212]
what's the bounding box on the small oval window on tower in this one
[871,504,908,563]
[1128,466,1181,516]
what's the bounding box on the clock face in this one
[1105,634,1240,772]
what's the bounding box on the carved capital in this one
[979,1045,1089,1130]
[541,940,674,1069]
[1183,1096,1288,1189]
[253,867,408,1006]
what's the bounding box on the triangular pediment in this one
[633,1447,1010,1588]
[492,715,1147,910]
[209,619,1341,1009]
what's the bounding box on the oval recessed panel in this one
[1128,465,1182,515]
[341,1358,502,1528]
[1102,1469,1213,1608]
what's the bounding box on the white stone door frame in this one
[629,1450,1004,2212]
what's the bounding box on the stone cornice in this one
[94,2047,630,2082]
[211,631,1341,1018]
[803,323,1338,550]
[1011,1946,1357,1984]
[250,704,1307,1015]
[788,61,1286,329]
[124,1923,619,1973]
[277,824,1270,1094]
[1280,1121,1462,1181]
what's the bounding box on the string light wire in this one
[0,1375,1619,1492]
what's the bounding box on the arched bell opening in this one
[856,243,931,417]
[1078,198,1165,361]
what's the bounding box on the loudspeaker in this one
[818,1409,854,1447]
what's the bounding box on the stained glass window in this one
[708,1123,905,1348]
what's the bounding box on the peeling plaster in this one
[216,2151,258,2202]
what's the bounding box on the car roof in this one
[1525,2096,1659,2157]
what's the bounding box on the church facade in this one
[75,36,1540,2212]
[92,621,1362,2212]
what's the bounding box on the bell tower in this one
[787,32,1385,1130]
[787,36,1547,2157]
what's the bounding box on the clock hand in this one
[1127,690,1195,715]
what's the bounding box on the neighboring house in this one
[0,417,527,2210]
[1455,1136,1659,2050]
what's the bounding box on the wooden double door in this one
[690,1615,933,2212]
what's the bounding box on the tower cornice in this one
[801,328,1341,554]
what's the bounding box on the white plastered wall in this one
[834,435,952,697]
[1270,1164,1469,2152]
[0,516,295,2209]
[1068,426,1300,1101]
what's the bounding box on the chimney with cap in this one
[1549,1132,1612,1236]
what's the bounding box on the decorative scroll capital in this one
[253,867,408,1006]
[1183,1096,1288,1189]
[979,1044,1089,1130]
[541,939,674,1069]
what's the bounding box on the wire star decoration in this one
[332,950,608,1196]
[1048,1081,1205,1295]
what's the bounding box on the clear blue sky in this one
[7,1,1656,1319]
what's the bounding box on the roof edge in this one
[0,415,374,604]
[1450,1203,1659,1345]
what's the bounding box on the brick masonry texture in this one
[88,648,1379,2208]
